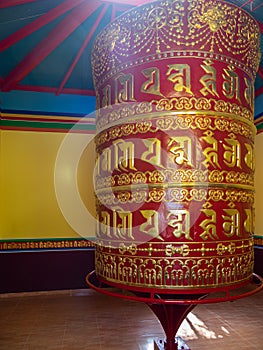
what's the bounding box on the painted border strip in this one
[1,111,96,133]
[254,236,263,246]
[0,238,95,252]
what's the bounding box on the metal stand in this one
[150,303,196,350]
[154,337,189,350]
[86,272,263,350]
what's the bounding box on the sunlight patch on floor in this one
[177,312,231,341]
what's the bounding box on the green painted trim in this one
[1,119,96,131]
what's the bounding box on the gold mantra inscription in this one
[95,135,254,175]
[97,61,253,110]
[97,207,253,242]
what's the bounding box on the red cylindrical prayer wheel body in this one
[92,0,260,293]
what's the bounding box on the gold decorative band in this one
[95,186,254,205]
[96,239,254,258]
[96,113,255,146]
[95,169,254,191]
[96,99,255,133]
[95,250,253,289]
[92,1,260,85]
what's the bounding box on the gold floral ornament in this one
[200,6,226,32]
[187,4,232,53]
[92,0,260,87]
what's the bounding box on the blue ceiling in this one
[0,0,262,99]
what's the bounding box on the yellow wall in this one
[0,129,96,242]
[255,132,263,237]
[2,126,262,243]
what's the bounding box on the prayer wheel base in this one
[150,303,198,350]
[86,271,263,350]
[154,337,189,350]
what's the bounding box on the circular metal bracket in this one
[86,271,263,305]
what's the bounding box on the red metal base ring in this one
[86,271,263,305]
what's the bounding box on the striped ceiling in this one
[0,0,262,97]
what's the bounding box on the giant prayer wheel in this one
[91,0,261,294]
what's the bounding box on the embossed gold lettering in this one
[101,147,112,173]
[140,210,163,241]
[244,143,255,170]
[141,67,163,96]
[222,65,240,101]
[113,139,137,172]
[167,210,192,240]
[200,59,219,97]
[244,77,254,109]
[200,131,220,168]
[100,211,111,237]
[113,207,134,240]
[168,136,193,167]
[141,138,164,168]
[244,208,252,233]
[222,209,240,237]
[114,73,135,104]
[200,209,218,240]
[166,64,193,95]
[101,84,112,108]
[223,134,241,168]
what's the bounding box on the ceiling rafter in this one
[0,0,86,53]
[239,0,253,8]
[256,85,263,98]
[1,1,101,92]
[257,20,263,34]
[111,4,117,21]
[258,66,263,80]
[56,3,109,95]
[0,0,262,98]
[101,0,155,5]
[253,3,263,11]
[0,0,36,8]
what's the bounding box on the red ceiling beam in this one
[101,0,154,4]
[111,4,117,21]
[257,66,263,80]
[56,3,109,95]
[239,0,253,8]
[1,1,101,92]
[257,20,263,34]
[253,3,263,11]
[255,85,263,98]
[0,0,35,8]
[11,84,96,96]
[0,0,87,53]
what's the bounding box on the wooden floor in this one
[0,286,263,350]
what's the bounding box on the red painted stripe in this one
[101,0,153,5]
[0,0,35,8]
[0,0,86,52]
[258,21,263,34]
[253,3,263,11]
[0,126,96,134]
[2,116,95,124]
[239,0,253,8]
[111,4,117,21]
[57,4,109,95]
[1,1,101,92]
[8,84,96,95]
[255,84,263,98]
[257,128,263,135]
[258,66,263,80]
